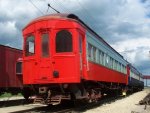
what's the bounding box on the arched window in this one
[56,30,72,53]
[25,35,35,56]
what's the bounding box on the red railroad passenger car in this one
[22,14,143,105]
[0,45,23,94]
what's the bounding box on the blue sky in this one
[0,0,150,77]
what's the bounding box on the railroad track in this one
[11,103,74,113]
[9,95,126,113]
[0,98,33,107]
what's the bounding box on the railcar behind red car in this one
[22,14,144,105]
[0,45,23,94]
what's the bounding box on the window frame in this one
[92,46,96,62]
[24,34,35,57]
[88,43,92,60]
[41,33,50,57]
[55,29,73,53]
[16,61,22,74]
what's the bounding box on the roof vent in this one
[67,14,79,20]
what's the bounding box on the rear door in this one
[23,34,38,84]
[38,31,52,81]
[52,29,80,83]
[79,32,86,79]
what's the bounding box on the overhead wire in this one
[51,0,70,14]
[28,0,45,15]
[76,0,100,30]
[76,0,96,20]
[55,0,81,15]
[29,0,100,33]
[36,0,54,14]
[38,0,66,14]
[47,4,60,13]
[51,0,95,29]
[50,0,98,31]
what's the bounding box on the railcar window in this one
[96,49,99,63]
[56,30,72,53]
[117,62,120,71]
[124,65,125,73]
[42,33,49,57]
[114,60,117,70]
[93,46,96,62]
[88,43,92,59]
[101,52,104,65]
[120,63,122,72]
[116,61,118,71]
[119,63,121,72]
[123,65,125,73]
[124,66,126,74]
[99,50,102,65]
[105,55,109,67]
[123,66,125,74]
[25,35,35,56]
[110,57,113,69]
[120,64,122,72]
[79,35,82,53]
[113,59,115,70]
[16,62,22,74]
[122,65,124,73]
[103,54,106,66]
[121,64,123,73]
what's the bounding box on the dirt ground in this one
[0,88,149,113]
[83,88,150,113]
[0,104,44,113]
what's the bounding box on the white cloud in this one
[111,38,150,67]
[0,21,17,35]
[0,0,150,74]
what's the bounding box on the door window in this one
[56,30,72,53]
[25,35,35,56]
[41,33,49,57]
[79,34,83,70]
[79,34,82,53]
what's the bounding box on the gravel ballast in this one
[0,88,150,113]
[83,88,150,113]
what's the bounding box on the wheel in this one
[22,87,31,100]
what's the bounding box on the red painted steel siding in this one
[85,61,127,84]
[126,65,130,85]
[0,45,23,88]
[23,19,84,84]
[23,15,128,85]
[143,75,150,79]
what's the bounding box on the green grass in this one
[0,92,22,98]
[0,92,12,98]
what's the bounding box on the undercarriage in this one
[23,80,131,105]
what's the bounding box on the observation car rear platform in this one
[23,14,86,84]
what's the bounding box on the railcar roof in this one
[0,44,22,51]
[23,14,75,30]
[129,63,142,75]
[24,13,125,61]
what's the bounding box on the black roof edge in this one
[67,14,124,59]
[128,63,142,75]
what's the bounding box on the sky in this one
[0,0,150,77]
